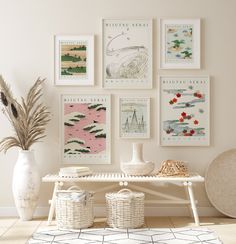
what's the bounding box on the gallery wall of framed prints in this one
[54,17,209,165]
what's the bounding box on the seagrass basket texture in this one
[106,188,144,228]
[56,186,94,229]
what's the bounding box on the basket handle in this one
[67,186,82,191]
[117,188,133,194]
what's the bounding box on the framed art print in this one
[55,35,94,86]
[61,94,111,164]
[119,97,150,138]
[102,19,152,89]
[159,19,200,69]
[159,76,210,146]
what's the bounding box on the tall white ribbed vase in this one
[12,150,41,221]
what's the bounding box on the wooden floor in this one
[0,217,236,243]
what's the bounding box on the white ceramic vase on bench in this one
[12,150,41,221]
[121,143,154,176]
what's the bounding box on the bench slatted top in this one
[42,172,204,183]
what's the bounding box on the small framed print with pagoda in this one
[119,97,150,139]
[55,35,94,86]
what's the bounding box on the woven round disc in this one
[205,149,236,218]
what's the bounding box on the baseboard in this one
[94,205,222,217]
[0,205,222,217]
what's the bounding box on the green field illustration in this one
[60,43,87,77]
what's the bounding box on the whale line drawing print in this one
[103,19,152,89]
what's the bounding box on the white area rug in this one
[28,227,222,244]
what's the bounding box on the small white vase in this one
[12,150,41,221]
[121,143,155,176]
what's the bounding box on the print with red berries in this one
[160,76,209,146]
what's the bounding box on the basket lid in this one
[56,186,93,201]
[106,188,144,199]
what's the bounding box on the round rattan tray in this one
[205,149,236,218]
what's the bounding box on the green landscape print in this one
[166,24,193,63]
[60,41,87,78]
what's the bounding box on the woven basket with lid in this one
[56,186,94,229]
[106,188,144,228]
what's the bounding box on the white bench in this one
[42,172,204,226]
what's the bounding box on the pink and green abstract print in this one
[62,95,110,164]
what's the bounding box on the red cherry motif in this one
[194,91,203,99]
[181,112,186,117]
[194,120,199,125]
[190,129,195,134]
[172,98,177,103]
[179,117,184,122]
[184,133,192,136]
[176,93,181,98]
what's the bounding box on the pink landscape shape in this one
[64,103,106,154]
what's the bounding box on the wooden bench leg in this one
[47,181,63,225]
[184,183,193,218]
[185,182,200,226]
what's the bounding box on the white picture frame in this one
[61,94,111,164]
[55,35,94,86]
[102,19,153,89]
[119,97,150,138]
[159,75,210,146]
[159,19,201,69]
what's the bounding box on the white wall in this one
[0,0,235,216]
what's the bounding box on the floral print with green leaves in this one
[166,24,193,62]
